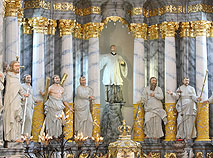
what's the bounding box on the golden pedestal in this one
[32,102,45,142]
[195,103,211,141]
[92,104,101,137]
[133,103,145,141]
[164,103,177,141]
[63,103,74,140]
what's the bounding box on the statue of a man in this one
[3,61,28,144]
[21,74,35,135]
[100,45,128,103]
[168,77,201,139]
[74,76,94,137]
[43,75,72,138]
[141,77,167,138]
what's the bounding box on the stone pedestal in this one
[101,103,123,144]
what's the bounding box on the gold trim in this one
[83,22,104,40]
[148,24,159,40]
[160,22,179,39]
[28,17,49,34]
[83,6,101,16]
[22,18,32,34]
[188,4,213,13]
[196,152,203,158]
[53,2,74,12]
[180,22,193,38]
[63,103,74,141]
[129,23,147,39]
[191,20,211,37]
[47,19,57,35]
[74,23,83,39]
[92,104,101,137]
[102,16,128,25]
[4,0,22,17]
[207,22,213,38]
[164,153,177,158]
[24,0,50,10]
[58,19,75,37]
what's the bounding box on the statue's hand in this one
[120,61,125,66]
[163,117,168,125]
[167,90,173,95]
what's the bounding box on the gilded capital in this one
[22,18,32,34]
[58,19,75,37]
[4,0,22,17]
[148,24,159,40]
[28,17,49,34]
[160,22,179,39]
[74,23,83,39]
[47,19,57,35]
[180,22,191,38]
[83,22,104,40]
[191,20,211,37]
[207,22,213,38]
[129,23,147,39]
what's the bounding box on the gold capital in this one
[4,0,22,17]
[83,22,104,40]
[160,22,179,39]
[47,19,57,35]
[180,22,191,38]
[148,24,159,40]
[129,23,147,39]
[58,19,75,37]
[191,20,211,37]
[207,22,213,38]
[74,23,83,39]
[28,17,49,34]
[22,18,32,34]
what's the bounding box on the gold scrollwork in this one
[58,19,76,37]
[160,22,179,39]
[129,23,147,39]
[4,0,22,17]
[74,23,83,39]
[188,4,213,13]
[164,103,177,141]
[47,19,57,35]
[196,152,203,158]
[22,18,32,34]
[164,153,177,158]
[148,24,159,40]
[191,20,211,37]
[53,2,74,12]
[133,7,143,15]
[28,17,49,34]
[63,103,74,140]
[180,22,192,38]
[83,22,104,40]
[83,6,101,16]
[102,16,129,25]
[92,104,101,137]
[24,0,50,10]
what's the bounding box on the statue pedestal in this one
[101,102,124,144]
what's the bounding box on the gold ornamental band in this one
[92,104,101,137]
[63,103,74,141]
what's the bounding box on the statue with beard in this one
[141,77,167,138]
[100,45,128,103]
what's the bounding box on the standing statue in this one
[168,77,201,139]
[43,75,72,138]
[74,76,94,137]
[3,61,28,145]
[100,45,128,103]
[21,74,35,135]
[141,77,167,138]
[0,71,4,113]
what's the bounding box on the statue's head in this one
[80,76,86,86]
[182,77,189,86]
[23,74,31,84]
[9,61,20,74]
[110,45,117,55]
[52,75,60,84]
[150,77,157,91]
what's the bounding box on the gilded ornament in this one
[207,152,213,158]
[196,152,203,158]
[148,24,159,40]
[164,153,177,158]
[53,2,74,12]
[164,103,177,141]
[83,22,104,40]
[180,22,191,38]
[47,19,57,35]
[58,19,75,37]
[160,22,179,39]
[191,20,211,37]
[83,6,101,16]
[129,23,147,39]
[207,22,213,38]
[4,0,22,17]
[28,17,49,34]
[102,16,128,25]
[63,103,74,140]
[22,18,32,34]
[74,23,83,39]
[24,0,50,10]
[133,7,143,15]
[92,104,101,137]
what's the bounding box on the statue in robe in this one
[100,45,128,103]
[43,75,72,138]
[168,77,201,139]
[142,77,167,138]
[21,74,35,135]
[3,61,28,144]
[74,76,94,137]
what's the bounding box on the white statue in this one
[142,77,167,138]
[74,76,94,137]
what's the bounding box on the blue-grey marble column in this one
[133,38,145,104]
[149,40,158,79]
[82,40,89,81]
[5,17,19,63]
[32,33,45,100]
[158,39,165,92]
[88,38,100,104]
[54,28,62,76]
[61,35,73,102]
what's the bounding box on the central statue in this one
[100,45,128,103]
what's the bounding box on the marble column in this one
[160,22,178,141]
[59,19,75,139]
[192,21,211,141]
[85,22,103,137]
[129,23,147,141]
[4,0,21,63]
[29,17,48,141]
